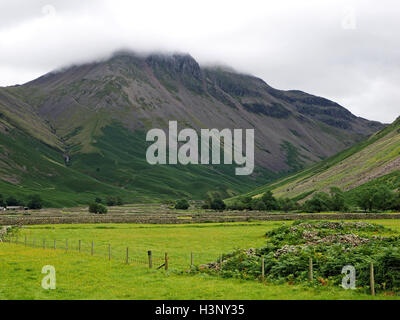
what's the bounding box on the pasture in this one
[1,219,400,299]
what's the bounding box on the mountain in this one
[0,51,384,206]
[241,116,400,202]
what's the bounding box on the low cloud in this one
[0,0,399,123]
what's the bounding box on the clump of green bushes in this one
[105,196,123,206]
[225,186,400,213]
[27,195,44,209]
[88,202,108,214]
[0,194,43,209]
[201,195,227,211]
[227,191,299,212]
[355,186,400,212]
[197,221,400,292]
[175,199,190,210]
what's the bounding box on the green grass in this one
[1,220,400,299]
[232,117,400,203]
[0,122,275,207]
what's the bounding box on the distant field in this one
[1,219,400,299]
[1,204,400,226]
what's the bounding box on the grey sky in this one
[0,0,399,123]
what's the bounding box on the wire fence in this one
[2,235,397,296]
[3,235,166,269]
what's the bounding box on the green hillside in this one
[0,52,385,206]
[239,116,400,202]
[0,122,276,207]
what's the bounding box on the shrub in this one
[210,199,227,211]
[89,203,108,214]
[175,199,190,210]
[27,195,43,210]
[95,197,103,203]
[303,192,332,213]
[278,198,297,213]
[198,221,400,291]
[372,186,395,211]
[251,199,266,211]
[355,186,395,212]
[106,196,123,206]
[392,192,400,211]
[329,187,346,212]
[261,191,279,210]
[356,187,375,212]
[239,196,253,210]
[6,196,21,207]
[227,201,246,211]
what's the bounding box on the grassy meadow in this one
[1,220,400,300]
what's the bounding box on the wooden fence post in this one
[43,239,45,249]
[66,239,68,252]
[33,238,35,248]
[16,235,18,244]
[148,250,153,268]
[370,262,375,296]
[54,239,56,250]
[24,236,27,247]
[91,241,94,256]
[109,244,111,261]
[78,240,81,253]
[165,252,168,271]
[191,252,194,267]
[126,247,129,264]
[220,255,223,271]
[261,257,265,283]
[309,257,313,281]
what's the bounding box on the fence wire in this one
[3,235,166,267]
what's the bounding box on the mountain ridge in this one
[0,51,385,205]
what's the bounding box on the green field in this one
[1,220,399,300]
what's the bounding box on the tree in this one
[27,195,43,210]
[175,199,190,210]
[89,203,108,214]
[278,198,297,213]
[251,199,266,211]
[261,191,279,210]
[6,196,20,207]
[239,196,253,210]
[355,187,375,212]
[115,196,123,205]
[304,192,331,213]
[106,196,123,206]
[0,194,5,207]
[210,199,226,211]
[392,191,400,211]
[95,197,103,204]
[201,195,212,209]
[373,186,395,211]
[329,187,346,212]
[227,200,246,211]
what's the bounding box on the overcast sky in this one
[0,0,399,123]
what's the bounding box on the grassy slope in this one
[0,122,275,206]
[235,117,400,202]
[2,220,399,299]
[70,124,275,200]
[0,128,142,207]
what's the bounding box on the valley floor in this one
[1,220,400,300]
[1,204,400,225]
